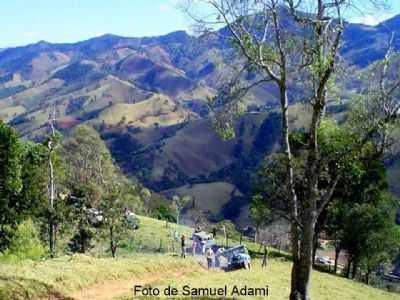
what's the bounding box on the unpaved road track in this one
[69,268,199,300]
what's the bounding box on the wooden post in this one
[223,225,227,248]
[159,238,163,252]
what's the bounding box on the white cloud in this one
[23,31,37,38]
[159,0,190,12]
[159,3,171,12]
[350,12,396,26]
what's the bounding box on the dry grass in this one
[136,259,399,300]
[97,94,190,128]
[0,216,398,300]
[165,182,241,216]
[0,254,199,300]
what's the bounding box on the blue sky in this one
[1,0,400,48]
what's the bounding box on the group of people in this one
[204,246,225,269]
[180,234,224,269]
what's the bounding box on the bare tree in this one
[350,40,400,154]
[172,194,191,226]
[182,1,388,299]
[47,106,58,257]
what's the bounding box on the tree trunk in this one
[223,226,227,248]
[54,224,58,251]
[334,246,341,273]
[110,226,117,258]
[159,238,163,252]
[366,270,371,285]
[81,233,86,253]
[291,102,321,300]
[312,232,318,267]
[49,220,54,257]
[346,258,352,279]
[290,210,316,300]
[48,110,57,257]
[352,259,358,279]
[276,84,309,300]
[111,244,117,258]
[48,156,56,257]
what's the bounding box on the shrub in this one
[0,219,46,262]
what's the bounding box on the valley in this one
[1,15,400,224]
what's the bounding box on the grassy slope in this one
[95,94,190,128]
[159,113,267,178]
[0,216,196,299]
[142,259,398,300]
[128,216,194,253]
[163,182,241,217]
[0,217,398,300]
[0,255,200,300]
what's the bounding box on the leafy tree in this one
[250,195,272,243]
[0,120,67,254]
[253,118,399,279]
[150,202,177,223]
[20,140,67,256]
[63,125,117,253]
[0,219,46,262]
[358,195,400,284]
[0,121,23,250]
[172,194,191,226]
[320,131,400,281]
[340,194,399,282]
[64,125,144,255]
[67,186,96,254]
[39,108,68,257]
[63,125,116,196]
[254,119,357,230]
[18,143,48,219]
[217,220,240,247]
[100,181,130,258]
[184,1,392,298]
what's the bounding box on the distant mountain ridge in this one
[1,13,400,225]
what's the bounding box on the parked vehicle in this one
[87,208,104,227]
[191,231,215,249]
[125,209,140,229]
[221,245,251,270]
[315,256,333,266]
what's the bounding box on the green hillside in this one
[137,259,399,300]
[0,216,398,300]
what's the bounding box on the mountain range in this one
[1,14,400,225]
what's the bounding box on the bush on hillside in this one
[0,219,46,262]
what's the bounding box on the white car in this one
[316,256,333,266]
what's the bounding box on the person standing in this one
[201,240,206,255]
[206,247,214,269]
[262,243,269,268]
[192,240,197,256]
[215,247,224,268]
[181,235,186,258]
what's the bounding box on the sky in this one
[1,0,400,48]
